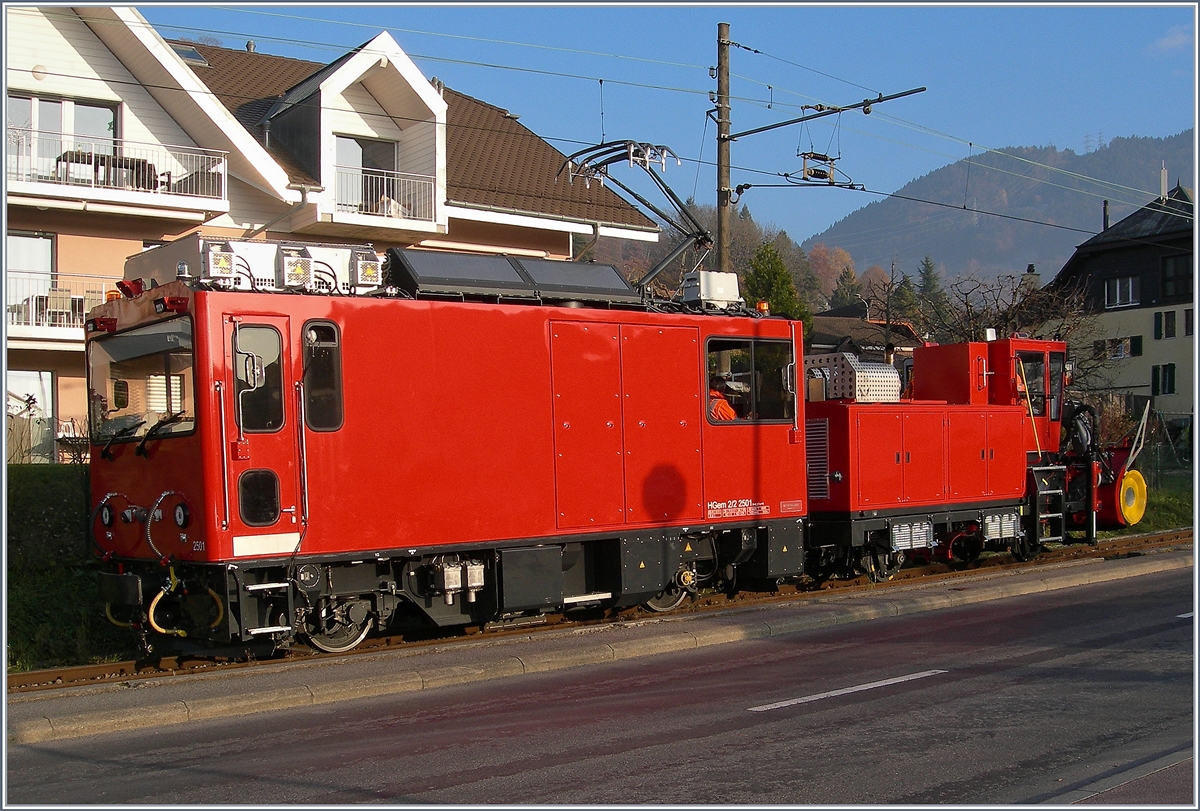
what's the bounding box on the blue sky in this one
[139,3,1197,244]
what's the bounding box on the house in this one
[5,6,656,462]
[806,300,924,366]
[1045,181,1194,439]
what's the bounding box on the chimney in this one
[246,40,256,53]
[1103,200,1109,230]
[1021,263,1040,292]
[1160,161,1168,199]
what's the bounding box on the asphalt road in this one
[6,568,1193,805]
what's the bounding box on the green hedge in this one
[7,464,90,558]
[6,465,136,671]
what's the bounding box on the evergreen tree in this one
[895,273,921,324]
[916,255,952,340]
[828,266,863,309]
[745,243,811,324]
[770,230,825,312]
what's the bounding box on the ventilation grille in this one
[984,512,1021,540]
[892,520,933,550]
[804,352,901,403]
[806,418,830,499]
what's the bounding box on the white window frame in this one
[1104,275,1140,309]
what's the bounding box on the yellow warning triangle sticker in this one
[684,542,693,552]
[639,561,645,569]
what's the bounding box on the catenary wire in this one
[27,6,1180,215]
[12,9,1191,234]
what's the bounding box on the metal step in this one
[562,592,613,605]
[246,625,292,635]
[244,582,290,592]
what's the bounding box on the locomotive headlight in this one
[206,247,235,280]
[100,504,114,527]
[173,503,190,528]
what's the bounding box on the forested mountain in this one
[801,130,1193,280]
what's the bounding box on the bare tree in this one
[930,271,1119,392]
[863,260,921,349]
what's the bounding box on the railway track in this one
[9,528,1191,694]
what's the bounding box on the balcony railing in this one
[6,271,118,331]
[335,165,435,222]
[6,129,227,200]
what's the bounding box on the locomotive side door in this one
[220,314,303,558]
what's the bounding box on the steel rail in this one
[9,528,1191,694]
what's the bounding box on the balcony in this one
[6,270,119,348]
[334,165,435,222]
[6,129,227,203]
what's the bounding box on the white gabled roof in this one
[73,6,300,202]
[316,32,446,119]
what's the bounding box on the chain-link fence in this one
[1136,411,1192,492]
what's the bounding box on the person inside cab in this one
[708,376,738,421]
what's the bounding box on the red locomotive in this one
[87,235,1147,654]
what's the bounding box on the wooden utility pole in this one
[716,22,731,275]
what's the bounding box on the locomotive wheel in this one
[862,546,904,583]
[805,548,841,584]
[1011,535,1040,562]
[305,617,371,653]
[644,587,688,612]
[304,601,373,653]
[949,534,983,567]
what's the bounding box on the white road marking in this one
[1177,612,1194,619]
[748,669,948,713]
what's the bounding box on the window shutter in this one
[1151,365,1161,396]
[1153,312,1163,339]
[1129,335,1143,357]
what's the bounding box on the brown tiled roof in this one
[807,315,921,351]
[176,40,655,230]
[442,88,654,229]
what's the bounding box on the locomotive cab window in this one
[1017,352,1046,416]
[706,338,795,423]
[233,325,284,432]
[303,321,343,431]
[1049,352,1065,421]
[86,317,196,444]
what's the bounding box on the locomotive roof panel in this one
[386,248,642,304]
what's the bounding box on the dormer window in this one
[334,134,432,221]
[335,135,397,212]
[1104,275,1139,309]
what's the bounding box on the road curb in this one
[8,551,1192,745]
